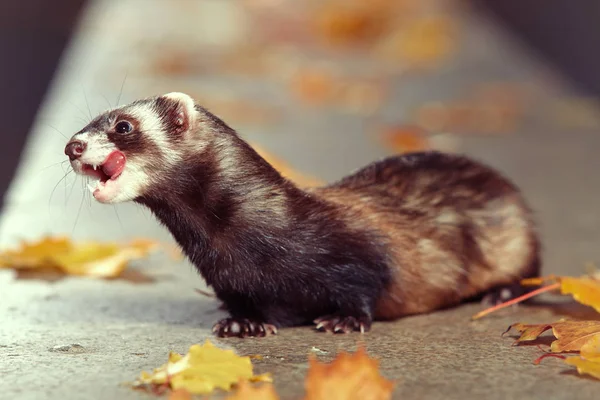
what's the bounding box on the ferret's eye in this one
[115,121,133,134]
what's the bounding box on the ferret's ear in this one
[158,92,196,134]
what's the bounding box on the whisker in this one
[113,206,124,232]
[46,123,69,139]
[116,70,128,108]
[82,86,93,120]
[66,170,79,207]
[72,182,86,235]
[69,100,90,123]
[40,159,70,172]
[101,93,113,112]
[49,169,74,205]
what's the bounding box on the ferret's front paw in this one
[313,314,371,334]
[212,318,278,338]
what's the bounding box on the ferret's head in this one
[64,92,201,204]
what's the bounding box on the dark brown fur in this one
[66,94,541,338]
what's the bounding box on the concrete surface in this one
[1,0,600,399]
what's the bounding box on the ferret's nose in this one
[64,140,86,160]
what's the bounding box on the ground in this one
[1,0,600,399]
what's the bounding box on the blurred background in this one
[1,0,600,275]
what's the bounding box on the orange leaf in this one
[303,345,395,400]
[505,321,600,353]
[376,16,457,69]
[504,323,553,343]
[168,388,192,400]
[560,276,600,313]
[379,126,430,154]
[225,380,280,400]
[551,321,600,352]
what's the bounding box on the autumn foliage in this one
[476,272,600,381]
[134,342,394,399]
[0,236,159,279]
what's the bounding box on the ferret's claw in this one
[313,314,371,334]
[212,318,277,338]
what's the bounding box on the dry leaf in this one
[520,273,600,313]
[0,236,158,279]
[505,321,600,353]
[225,380,280,400]
[560,276,600,314]
[289,68,338,106]
[376,16,456,69]
[133,340,271,395]
[168,388,193,400]
[304,345,395,400]
[378,125,430,154]
[580,334,600,362]
[312,0,391,48]
[474,272,600,320]
[564,334,600,380]
[564,357,600,380]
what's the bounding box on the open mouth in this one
[81,150,126,195]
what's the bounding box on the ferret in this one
[64,92,540,338]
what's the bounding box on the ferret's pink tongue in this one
[102,151,126,178]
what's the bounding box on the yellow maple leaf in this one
[225,380,280,400]
[472,272,600,320]
[564,357,600,380]
[0,236,71,270]
[564,334,600,380]
[519,273,600,313]
[559,276,600,313]
[133,340,271,395]
[0,236,159,278]
[303,345,395,400]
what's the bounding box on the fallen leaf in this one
[505,321,600,353]
[562,334,600,380]
[0,236,159,279]
[133,340,270,395]
[0,236,71,270]
[533,335,600,381]
[560,276,600,314]
[504,323,553,342]
[564,357,600,380]
[474,271,600,320]
[378,125,430,154]
[289,68,338,106]
[304,345,395,400]
[225,380,280,400]
[580,334,600,362]
[312,0,391,48]
[168,388,192,400]
[375,16,457,69]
